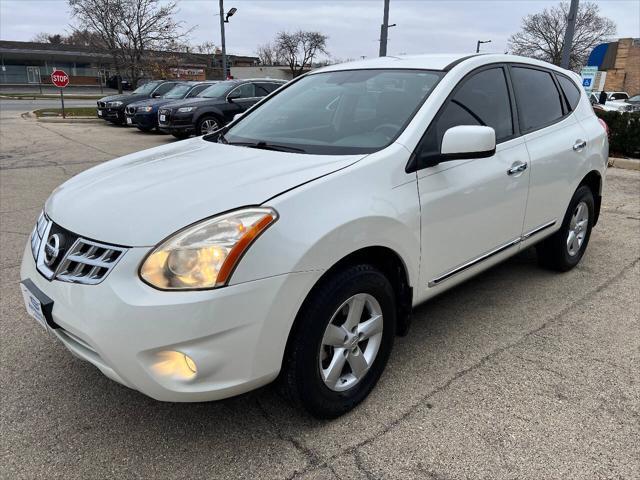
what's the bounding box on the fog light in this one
[151,351,197,380]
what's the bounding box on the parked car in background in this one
[106,75,132,91]
[157,78,286,139]
[22,54,607,418]
[97,80,180,125]
[590,91,639,113]
[125,81,218,132]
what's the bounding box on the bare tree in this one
[194,41,219,55]
[508,1,616,71]
[69,0,190,91]
[31,32,64,44]
[274,30,328,77]
[256,41,284,66]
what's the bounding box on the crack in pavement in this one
[292,256,640,478]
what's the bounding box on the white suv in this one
[21,54,608,418]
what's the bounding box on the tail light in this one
[597,118,609,137]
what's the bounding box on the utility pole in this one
[379,0,390,57]
[561,0,579,69]
[219,0,227,79]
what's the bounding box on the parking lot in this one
[1,104,639,479]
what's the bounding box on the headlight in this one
[140,207,278,290]
[140,106,153,112]
[108,101,123,107]
[177,106,196,113]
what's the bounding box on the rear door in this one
[416,65,530,292]
[509,65,588,241]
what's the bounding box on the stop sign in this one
[51,69,69,88]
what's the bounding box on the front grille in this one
[126,106,136,114]
[158,108,171,123]
[98,101,106,108]
[32,213,127,285]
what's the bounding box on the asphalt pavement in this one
[0,102,638,479]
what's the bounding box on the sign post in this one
[50,69,70,118]
[580,66,598,95]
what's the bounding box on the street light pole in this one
[379,0,390,57]
[219,0,227,79]
[476,39,491,53]
[561,0,579,69]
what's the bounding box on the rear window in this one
[511,67,564,132]
[556,74,581,110]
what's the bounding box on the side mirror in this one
[416,125,496,169]
[227,93,241,102]
[151,92,161,98]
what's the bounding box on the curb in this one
[609,157,640,171]
[22,111,103,124]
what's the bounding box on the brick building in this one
[587,38,640,96]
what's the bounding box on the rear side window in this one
[556,74,581,110]
[511,67,563,132]
[257,82,282,94]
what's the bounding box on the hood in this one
[166,97,224,109]
[128,97,175,110]
[46,138,363,246]
[98,93,149,105]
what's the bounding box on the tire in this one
[171,132,190,140]
[196,116,221,136]
[279,264,396,419]
[537,185,594,272]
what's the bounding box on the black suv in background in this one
[124,81,218,132]
[158,78,286,139]
[97,80,179,125]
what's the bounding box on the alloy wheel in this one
[319,293,384,392]
[567,201,589,257]
[200,118,220,134]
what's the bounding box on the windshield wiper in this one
[227,141,307,153]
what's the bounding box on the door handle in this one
[573,140,587,151]
[507,162,528,175]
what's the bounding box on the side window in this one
[256,82,281,94]
[187,84,210,97]
[230,83,256,99]
[556,74,581,111]
[416,67,513,165]
[511,67,563,132]
[153,82,176,96]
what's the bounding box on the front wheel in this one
[196,116,221,136]
[537,185,594,272]
[279,264,396,418]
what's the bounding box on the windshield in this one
[219,69,444,154]
[163,84,192,99]
[199,83,234,98]
[133,81,161,95]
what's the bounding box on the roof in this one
[0,40,258,64]
[314,54,477,73]
[312,53,577,78]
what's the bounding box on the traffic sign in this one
[51,69,69,88]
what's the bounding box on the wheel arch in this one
[578,170,602,226]
[283,246,414,371]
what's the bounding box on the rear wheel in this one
[196,116,221,136]
[537,185,594,272]
[279,264,396,418]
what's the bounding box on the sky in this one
[1,0,638,60]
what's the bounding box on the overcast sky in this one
[1,0,638,60]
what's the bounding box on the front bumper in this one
[97,106,125,122]
[158,111,195,134]
[20,242,320,402]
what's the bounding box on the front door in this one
[26,66,41,84]
[416,65,530,294]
